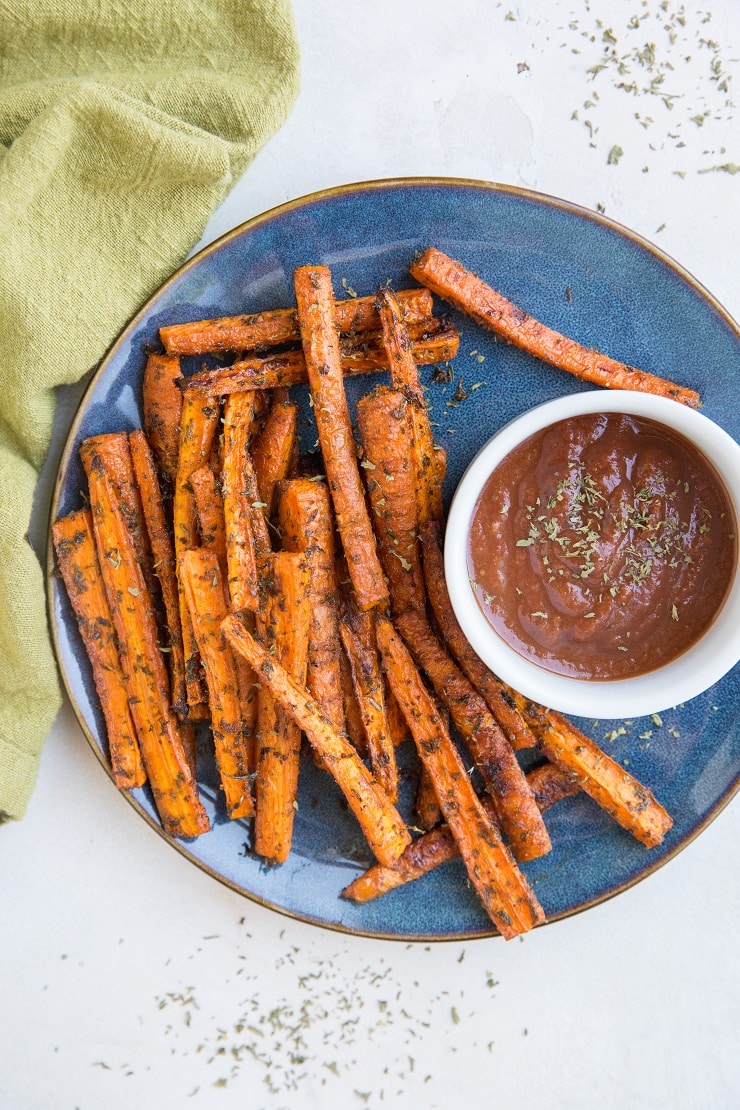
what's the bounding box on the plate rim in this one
[46,174,740,942]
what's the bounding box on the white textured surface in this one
[3,3,740,1108]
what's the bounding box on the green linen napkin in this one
[0,1,300,820]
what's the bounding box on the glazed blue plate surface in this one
[48,178,740,940]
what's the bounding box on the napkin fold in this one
[0,0,300,820]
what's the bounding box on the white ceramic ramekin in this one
[445,390,740,719]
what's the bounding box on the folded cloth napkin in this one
[0,0,300,820]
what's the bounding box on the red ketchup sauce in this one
[467,412,737,680]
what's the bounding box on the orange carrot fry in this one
[430,445,446,523]
[339,644,367,755]
[278,478,346,735]
[129,430,187,717]
[340,612,398,802]
[190,465,228,581]
[415,765,442,832]
[142,352,183,483]
[160,288,434,355]
[410,247,701,407]
[385,678,410,748]
[375,616,544,937]
[86,458,209,837]
[253,553,311,862]
[221,616,411,867]
[221,392,261,611]
[395,608,551,862]
[527,762,580,811]
[52,509,145,790]
[356,386,425,616]
[293,265,388,611]
[420,520,537,751]
[173,390,220,714]
[180,550,254,820]
[180,318,460,397]
[510,697,674,848]
[251,397,298,517]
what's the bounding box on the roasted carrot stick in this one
[129,430,187,717]
[415,765,443,831]
[340,611,398,802]
[430,445,447,523]
[293,265,388,612]
[410,247,701,408]
[395,608,551,862]
[375,616,544,937]
[385,678,410,748]
[180,549,254,820]
[251,397,298,517]
[179,317,460,397]
[190,464,228,581]
[52,509,145,790]
[173,390,220,715]
[376,287,439,526]
[221,392,261,611]
[160,288,434,355]
[420,520,537,751]
[527,762,580,811]
[356,386,425,616]
[509,696,674,848]
[86,458,209,837]
[339,643,367,755]
[343,765,578,904]
[278,478,346,736]
[253,552,311,862]
[142,352,183,483]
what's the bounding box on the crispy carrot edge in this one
[142,352,183,483]
[410,247,701,408]
[221,616,411,868]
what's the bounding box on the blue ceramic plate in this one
[48,178,740,940]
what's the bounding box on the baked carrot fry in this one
[52,509,145,790]
[410,247,701,408]
[375,616,544,937]
[376,287,438,526]
[180,549,254,820]
[343,765,578,903]
[179,318,460,397]
[190,465,228,581]
[527,761,581,810]
[415,765,442,831]
[395,608,551,862]
[86,460,209,837]
[430,445,446,523]
[253,553,311,862]
[340,612,398,802]
[278,478,346,736]
[129,430,187,717]
[221,616,411,867]
[251,397,298,517]
[221,392,261,611]
[339,643,367,755]
[420,520,537,751]
[385,678,409,748]
[160,288,434,355]
[294,265,388,610]
[173,390,220,714]
[356,386,425,616]
[510,696,674,848]
[142,352,183,483]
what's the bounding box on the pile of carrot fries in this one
[54,249,684,939]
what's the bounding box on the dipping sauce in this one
[468,413,737,680]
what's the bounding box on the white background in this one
[2,2,739,1107]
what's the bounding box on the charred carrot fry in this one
[527,762,580,811]
[293,265,388,611]
[190,465,228,581]
[221,392,261,611]
[340,611,398,802]
[356,386,425,616]
[251,397,298,517]
[142,352,183,483]
[410,247,701,407]
[375,616,544,937]
[253,553,311,862]
[278,478,346,736]
[395,608,551,862]
[420,520,537,751]
[179,318,459,397]
[180,549,253,820]
[221,616,411,867]
[415,765,442,832]
[52,509,145,790]
[86,459,209,837]
[129,430,187,717]
[510,697,673,848]
[430,445,447,523]
[173,390,220,714]
[160,288,434,355]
